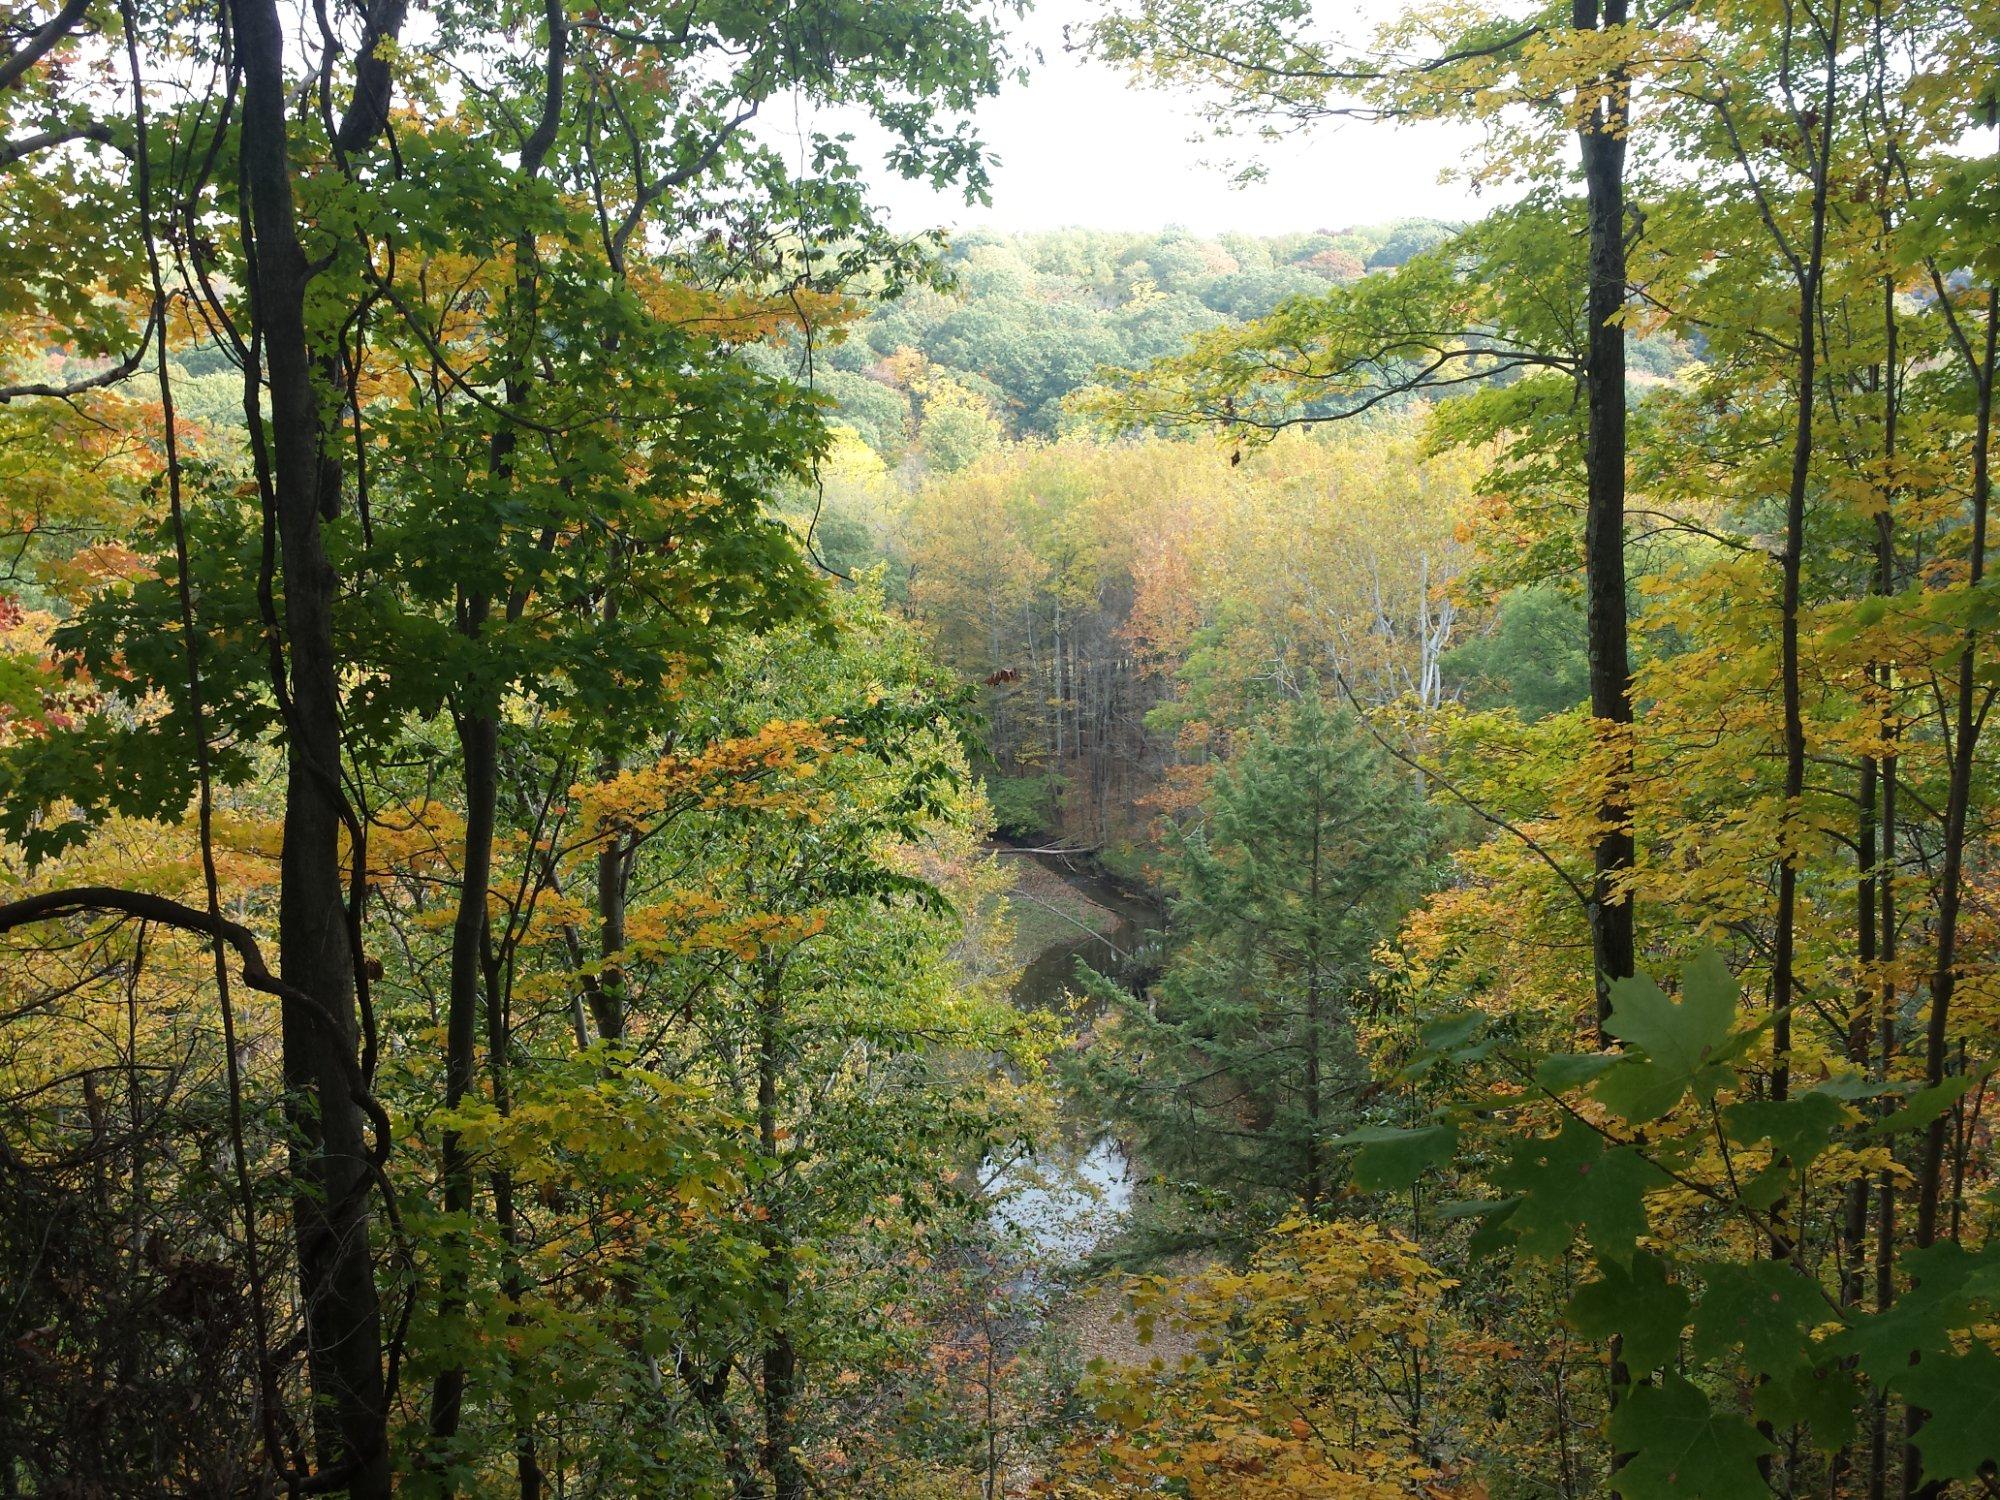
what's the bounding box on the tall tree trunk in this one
[428,680,497,1459]
[1906,289,1996,1500]
[482,940,543,1500]
[1867,267,1901,1500]
[1914,295,1996,1250]
[1302,777,1325,1213]
[1843,742,1878,1292]
[757,973,805,1500]
[1770,26,1839,1149]
[233,0,390,1486]
[591,751,629,1041]
[1578,0,1636,1035]
[1575,9,1639,1474]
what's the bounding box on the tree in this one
[1077,694,1432,1216]
[918,373,1006,473]
[0,0,1019,1486]
[1082,0,1650,1024]
[1051,1220,1486,1499]
[1443,584,1591,722]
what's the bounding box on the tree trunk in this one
[233,0,390,1485]
[757,974,805,1500]
[1575,6,1638,1478]
[482,941,542,1500]
[592,748,629,1042]
[1769,35,1838,1160]
[1578,0,1636,1035]
[1867,280,1901,1500]
[1906,290,1995,1500]
[1914,296,1996,1251]
[428,680,497,1459]
[1302,777,1325,1212]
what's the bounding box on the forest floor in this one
[1056,1250,1208,1367]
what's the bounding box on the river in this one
[983,846,1163,1267]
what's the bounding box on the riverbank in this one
[981,846,1188,1490]
[983,841,1159,1260]
[1002,852,1122,966]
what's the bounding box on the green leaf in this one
[1609,1373,1774,1500]
[1419,1010,1487,1054]
[1825,592,1891,644]
[1488,1118,1662,1262]
[1735,1162,1792,1213]
[1332,1122,1459,1191]
[1565,1251,1690,1373]
[1535,1051,1622,1092]
[1901,1345,2000,1483]
[1811,1076,1906,1101]
[1690,1260,1829,1378]
[1724,1092,1850,1165]
[1871,1072,1982,1137]
[1834,1242,2000,1381]
[1595,950,1739,1123]
[1434,1195,1517,1221]
[1465,1197,1524,1259]
[1404,1010,1497,1075]
[1754,1363,1859,1452]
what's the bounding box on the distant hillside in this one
[768,221,1684,467]
[774,223,1455,456]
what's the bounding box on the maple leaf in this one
[1534,1050,1623,1093]
[1488,1118,1662,1262]
[1596,949,1739,1123]
[1333,1122,1460,1192]
[1722,1091,1849,1166]
[1753,1363,1859,1453]
[1565,1250,1689,1373]
[1689,1260,1827,1377]
[1835,1241,2000,1381]
[1901,1345,2000,1483]
[1608,1374,1774,1500]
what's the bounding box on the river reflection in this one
[981,845,1160,1268]
[985,1136,1133,1263]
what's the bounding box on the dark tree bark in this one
[757,972,805,1500]
[1866,271,1901,1500]
[1578,0,1636,1035]
[1902,295,1996,1499]
[1769,20,1840,1146]
[233,0,391,1486]
[1574,10,1640,1483]
[590,628,630,1043]
[1914,295,1997,1252]
[427,689,497,1458]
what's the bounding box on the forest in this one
[0,0,1996,1495]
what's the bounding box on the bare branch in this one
[0,0,94,94]
[0,303,156,403]
[0,117,120,167]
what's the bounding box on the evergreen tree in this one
[1077,693,1433,1217]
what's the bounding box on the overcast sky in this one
[847,2,1501,237]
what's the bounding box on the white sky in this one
[853,2,1501,236]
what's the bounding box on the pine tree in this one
[1079,692,1433,1217]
